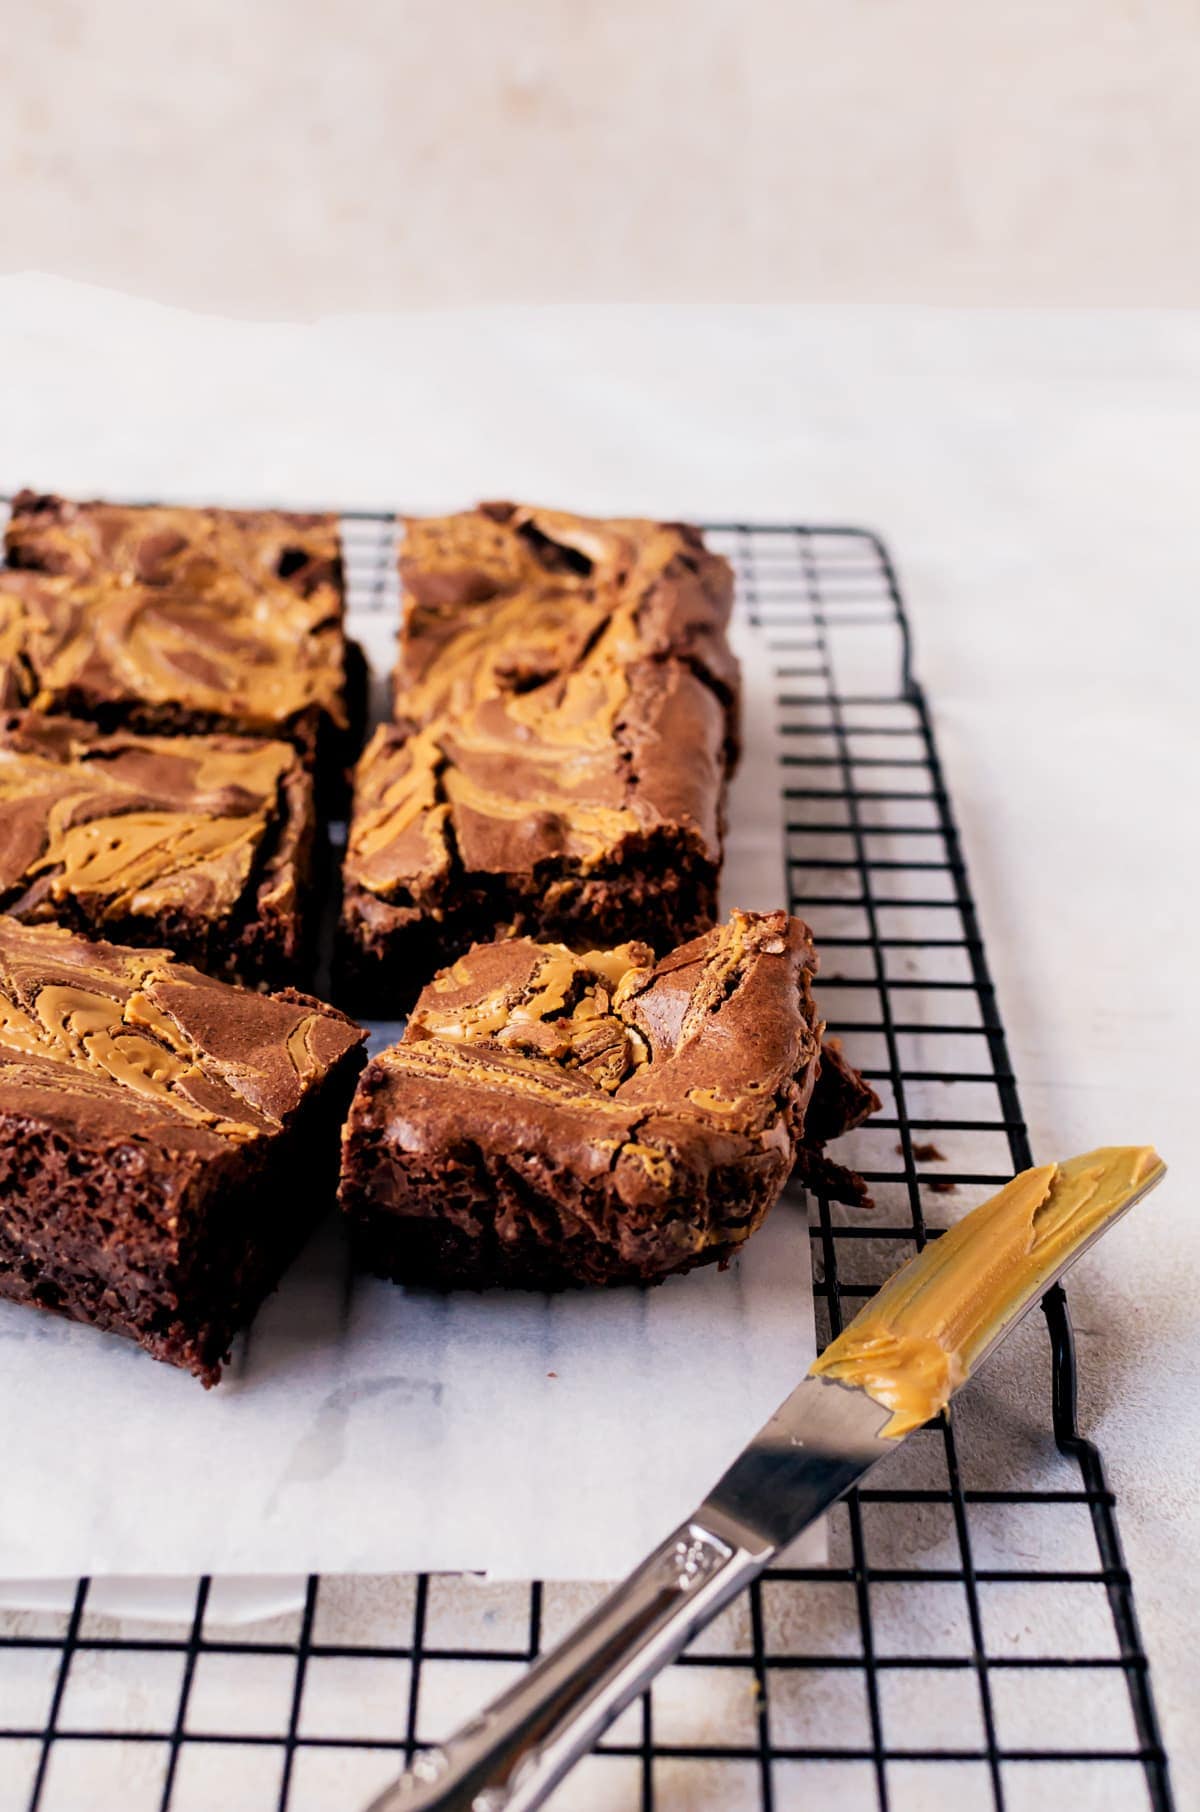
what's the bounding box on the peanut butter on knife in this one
[811,1145,1165,1436]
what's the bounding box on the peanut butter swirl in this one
[384,909,823,1210]
[411,939,654,1090]
[0,493,349,745]
[811,1146,1165,1435]
[0,712,304,929]
[0,919,361,1148]
[346,503,738,903]
[5,493,340,597]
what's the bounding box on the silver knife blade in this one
[364,1146,1167,1812]
[699,1145,1166,1559]
[697,1373,895,1558]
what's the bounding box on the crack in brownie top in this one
[0,712,304,924]
[346,503,738,897]
[0,920,361,1150]
[0,493,349,737]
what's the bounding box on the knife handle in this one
[364,1522,761,1812]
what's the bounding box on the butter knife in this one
[365,1144,1165,1812]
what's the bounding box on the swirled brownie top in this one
[347,503,738,901]
[394,502,739,724]
[338,910,828,1290]
[0,712,304,929]
[0,918,361,1155]
[0,492,350,750]
[5,492,339,596]
[395,908,820,1160]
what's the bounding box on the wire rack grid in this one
[0,517,1173,1812]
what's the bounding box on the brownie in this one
[338,502,740,1012]
[0,919,365,1383]
[1,491,363,785]
[338,908,873,1291]
[0,711,316,987]
[795,1036,882,1207]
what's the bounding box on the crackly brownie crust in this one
[0,920,365,1382]
[1,492,364,784]
[337,503,739,1012]
[0,711,317,987]
[339,909,872,1291]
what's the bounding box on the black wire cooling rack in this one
[0,518,1173,1812]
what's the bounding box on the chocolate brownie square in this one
[338,909,873,1290]
[1,492,363,785]
[0,919,364,1382]
[337,503,740,1012]
[0,711,316,987]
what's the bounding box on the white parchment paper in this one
[0,606,822,1587]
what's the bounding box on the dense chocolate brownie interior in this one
[0,919,364,1381]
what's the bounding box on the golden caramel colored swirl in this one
[0,919,359,1145]
[0,591,30,707]
[0,571,349,734]
[0,496,348,741]
[5,493,340,597]
[410,940,654,1092]
[811,1146,1165,1435]
[345,504,736,900]
[398,910,821,1153]
[0,715,299,924]
[397,512,691,735]
[343,912,828,1287]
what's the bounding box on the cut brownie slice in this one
[0,919,365,1382]
[1,492,363,784]
[0,711,316,987]
[338,908,873,1291]
[338,502,739,1012]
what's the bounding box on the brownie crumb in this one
[897,1140,948,1163]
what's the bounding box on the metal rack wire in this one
[0,519,1172,1812]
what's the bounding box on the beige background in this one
[3,0,1199,316]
